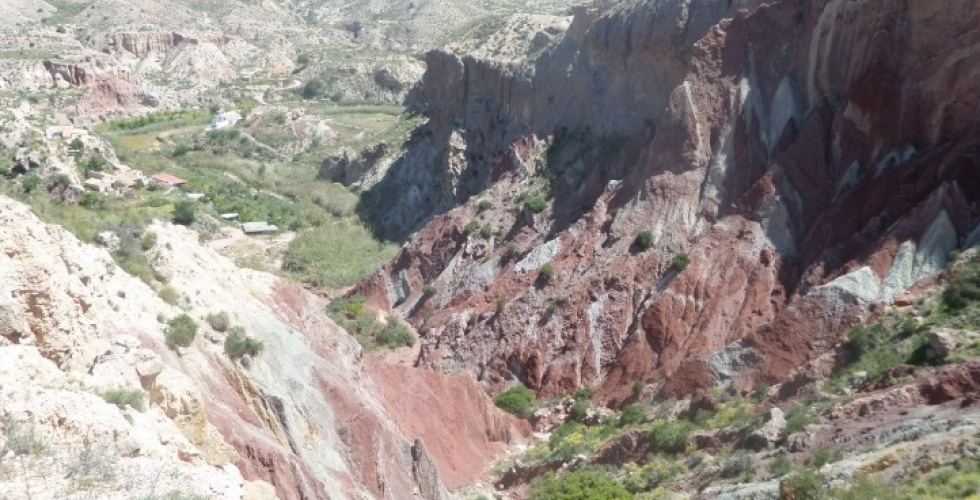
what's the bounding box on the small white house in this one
[206,111,243,131]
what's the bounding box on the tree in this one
[493,385,536,418]
[301,79,324,99]
[173,200,196,226]
[166,314,198,349]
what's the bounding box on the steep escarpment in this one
[355,0,980,403]
[0,197,526,500]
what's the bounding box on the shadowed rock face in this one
[355,0,980,402]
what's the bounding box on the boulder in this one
[744,407,786,450]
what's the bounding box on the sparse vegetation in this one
[283,223,397,290]
[478,199,494,212]
[1,416,48,456]
[493,385,536,418]
[422,284,437,296]
[165,314,198,349]
[326,296,415,349]
[524,193,548,213]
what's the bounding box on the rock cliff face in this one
[356,0,980,402]
[0,197,526,500]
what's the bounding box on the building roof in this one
[242,222,279,234]
[150,173,188,185]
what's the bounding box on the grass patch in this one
[284,223,397,290]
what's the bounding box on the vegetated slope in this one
[354,0,980,404]
[0,196,527,500]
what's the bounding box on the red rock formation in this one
[356,0,980,403]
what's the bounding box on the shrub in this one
[524,194,548,213]
[538,264,555,284]
[570,400,590,422]
[671,253,690,271]
[464,220,482,235]
[21,173,42,193]
[171,143,191,158]
[619,404,644,427]
[422,284,437,296]
[301,79,324,99]
[529,470,631,500]
[494,385,536,418]
[140,231,157,250]
[1,417,48,456]
[375,317,415,348]
[224,330,264,360]
[505,244,519,259]
[810,448,843,467]
[207,311,231,332]
[720,453,756,482]
[634,230,653,250]
[780,469,824,500]
[166,314,198,349]
[770,455,793,477]
[478,199,493,212]
[574,386,595,400]
[496,298,507,313]
[783,403,816,437]
[101,388,146,411]
[173,200,196,226]
[158,285,179,305]
[632,380,644,397]
[46,173,72,192]
[80,191,105,210]
[479,224,494,240]
[943,274,980,310]
[648,420,694,455]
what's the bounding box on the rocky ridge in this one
[0,196,527,500]
[354,0,980,405]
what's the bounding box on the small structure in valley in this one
[241,222,279,235]
[150,173,188,187]
[207,111,243,131]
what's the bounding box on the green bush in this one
[21,173,42,193]
[538,264,555,284]
[207,311,231,332]
[464,220,482,235]
[479,224,494,240]
[140,231,157,250]
[943,274,980,310]
[525,194,548,214]
[376,317,415,348]
[647,420,694,454]
[224,330,264,360]
[810,448,843,467]
[478,199,493,212]
[671,253,690,271]
[283,223,397,290]
[529,470,632,500]
[496,298,507,313]
[634,231,653,250]
[647,420,694,455]
[570,400,590,422]
[101,388,146,411]
[770,455,793,477]
[158,285,179,305]
[493,385,536,418]
[422,284,437,296]
[780,469,824,500]
[574,386,595,400]
[720,453,756,482]
[173,200,196,226]
[166,314,198,349]
[618,405,644,427]
[783,403,816,437]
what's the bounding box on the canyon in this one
[1,0,980,499]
